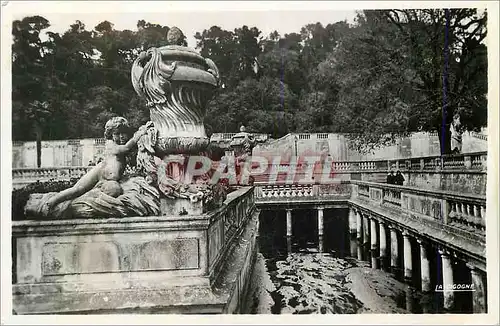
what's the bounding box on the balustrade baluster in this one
[473,204,482,228]
[448,202,456,224]
[465,204,474,226]
[480,206,486,229]
[458,203,465,225]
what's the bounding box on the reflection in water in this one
[350,238,357,257]
[357,240,363,261]
[244,209,438,314]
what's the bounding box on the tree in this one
[195,26,238,88]
[195,25,262,89]
[12,16,56,166]
[385,9,487,153]
[204,76,298,137]
[311,9,487,153]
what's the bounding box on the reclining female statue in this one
[26,117,160,219]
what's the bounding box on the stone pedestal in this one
[13,187,258,314]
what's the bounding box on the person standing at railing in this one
[387,171,395,184]
[394,170,405,186]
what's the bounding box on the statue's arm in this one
[113,126,149,154]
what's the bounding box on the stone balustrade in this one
[350,180,486,244]
[210,133,270,144]
[447,200,486,231]
[12,152,487,190]
[254,182,352,202]
[12,166,92,188]
[12,187,258,314]
[259,151,486,173]
[255,179,485,259]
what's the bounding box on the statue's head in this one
[166,27,185,46]
[104,116,130,141]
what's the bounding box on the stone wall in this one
[253,131,487,163]
[12,139,105,168]
[12,131,487,168]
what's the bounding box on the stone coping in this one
[351,180,486,202]
[13,186,254,236]
[255,181,485,202]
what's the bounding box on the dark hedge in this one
[11,178,79,221]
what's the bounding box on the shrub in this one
[11,178,78,221]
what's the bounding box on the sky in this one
[11,3,358,49]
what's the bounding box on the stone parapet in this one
[12,187,258,314]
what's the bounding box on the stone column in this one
[402,231,412,282]
[370,218,378,269]
[350,237,358,257]
[379,221,387,271]
[356,209,362,241]
[356,240,363,261]
[467,263,487,313]
[390,226,399,275]
[317,207,324,236]
[286,236,292,254]
[439,248,455,311]
[417,239,431,292]
[363,213,370,247]
[348,208,357,237]
[286,209,292,237]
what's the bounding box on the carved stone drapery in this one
[131,45,220,156]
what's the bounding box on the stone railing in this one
[210,133,270,143]
[349,180,486,269]
[350,180,486,237]
[469,131,487,141]
[11,152,487,191]
[12,187,258,314]
[12,166,91,188]
[207,187,256,278]
[390,151,487,171]
[256,151,487,175]
[254,182,352,202]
